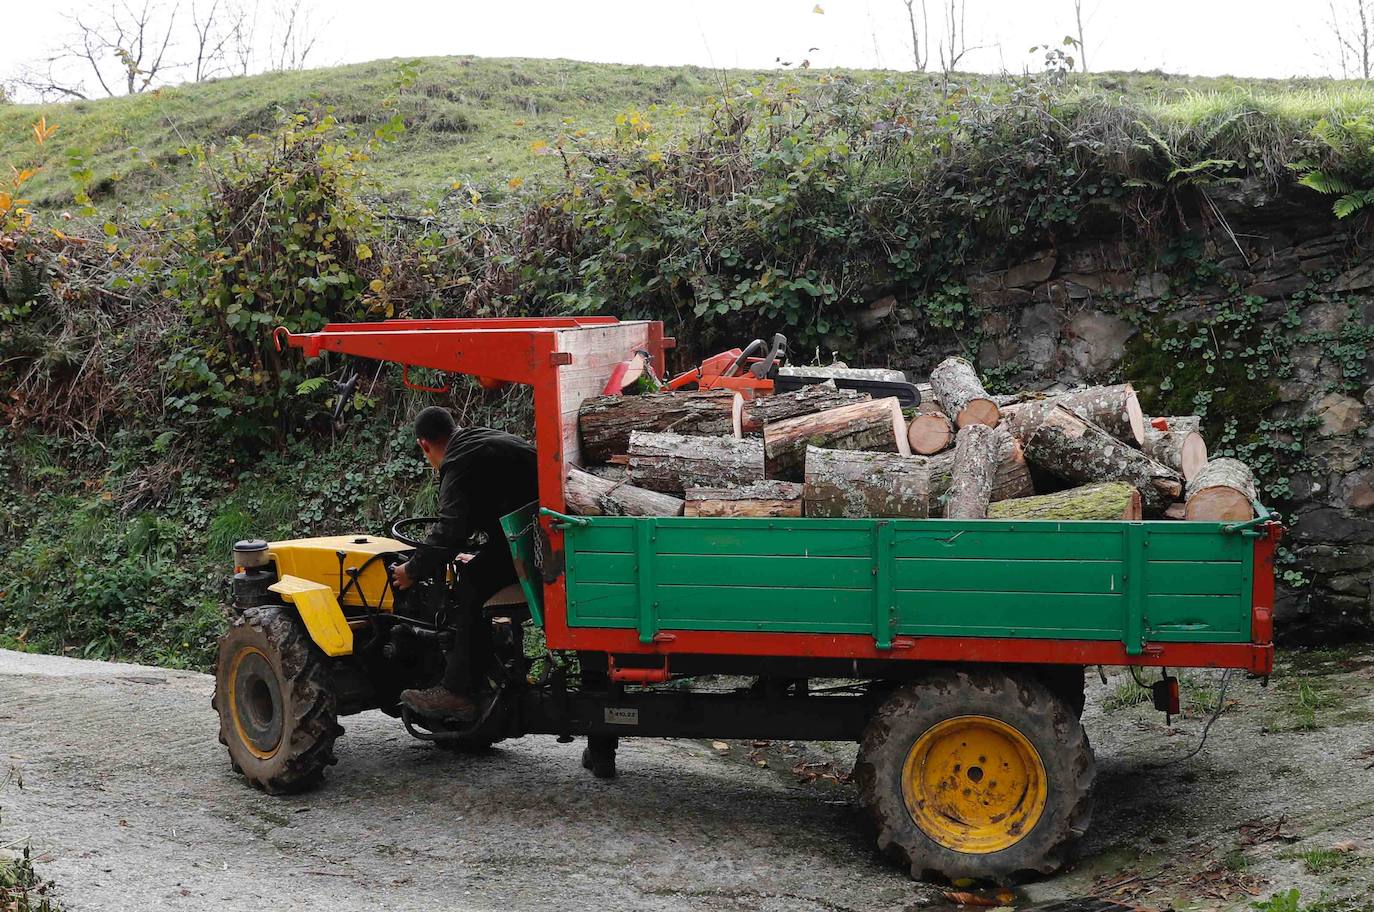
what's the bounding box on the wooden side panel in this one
[562,517,1256,649]
[554,322,655,474]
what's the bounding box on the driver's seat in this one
[483,582,531,624]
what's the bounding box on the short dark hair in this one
[414,406,456,444]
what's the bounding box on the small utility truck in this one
[214,317,1279,881]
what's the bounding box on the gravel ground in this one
[2,646,1372,912]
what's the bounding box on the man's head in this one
[414,406,456,470]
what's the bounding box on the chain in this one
[507,517,545,571]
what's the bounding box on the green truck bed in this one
[556,516,1258,654]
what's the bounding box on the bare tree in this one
[937,0,983,75]
[1073,0,1088,72]
[228,0,259,76]
[22,2,182,100]
[901,0,929,72]
[271,0,323,72]
[189,0,236,81]
[1328,0,1374,78]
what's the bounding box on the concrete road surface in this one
[3,647,1372,911]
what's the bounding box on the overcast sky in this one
[0,0,1355,99]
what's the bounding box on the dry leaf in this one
[711,740,730,752]
[941,891,997,907]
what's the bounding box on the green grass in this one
[4,55,1372,214]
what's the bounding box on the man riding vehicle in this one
[391,406,538,723]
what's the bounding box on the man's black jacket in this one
[405,427,539,582]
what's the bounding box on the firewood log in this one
[763,397,909,480]
[1184,458,1258,521]
[565,466,684,516]
[684,481,804,517]
[987,482,1142,520]
[777,364,906,382]
[578,390,743,462]
[945,424,1015,519]
[1001,384,1145,446]
[929,357,1000,427]
[627,432,765,495]
[802,447,933,518]
[1163,503,1188,520]
[907,397,955,455]
[1021,404,1182,513]
[927,438,1035,511]
[740,383,870,433]
[1142,416,1208,480]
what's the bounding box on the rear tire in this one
[212,605,342,794]
[855,666,1094,882]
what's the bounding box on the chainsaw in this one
[647,333,921,406]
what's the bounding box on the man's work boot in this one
[581,735,618,779]
[401,685,478,722]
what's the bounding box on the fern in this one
[295,376,328,395]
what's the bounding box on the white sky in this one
[0,0,1355,97]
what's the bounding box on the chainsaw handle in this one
[748,333,788,379]
[723,339,765,378]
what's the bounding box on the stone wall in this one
[853,183,1374,643]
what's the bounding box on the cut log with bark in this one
[987,482,1142,520]
[579,390,743,463]
[1001,384,1145,446]
[565,466,684,517]
[777,364,906,382]
[627,432,765,495]
[929,357,1000,428]
[1021,404,1182,513]
[684,481,804,517]
[1164,503,1187,520]
[803,447,934,518]
[763,397,910,480]
[1142,417,1208,481]
[907,398,955,455]
[740,383,870,433]
[928,439,1035,510]
[1184,458,1258,521]
[584,463,628,482]
[945,424,1015,519]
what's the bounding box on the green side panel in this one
[499,501,544,626]
[560,516,1256,648]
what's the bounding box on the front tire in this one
[212,605,342,793]
[855,666,1095,882]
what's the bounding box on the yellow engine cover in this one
[267,535,413,613]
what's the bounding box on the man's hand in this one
[391,561,415,590]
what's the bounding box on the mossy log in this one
[565,466,684,516]
[802,447,933,518]
[684,481,804,517]
[927,438,1035,512]
[627,431,765,495]
[1142,417,1208,481]
[1185,457,1257,521]
[1022,404,1182,513]
[579,390,742,462]
[945,424,1015,519]
[1001,384,1145,446]
[740,383,870,433]
[929,357,1000,427]
[763,397,909,480]
[987,482,1142,520]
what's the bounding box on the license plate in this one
[603,707,639,726]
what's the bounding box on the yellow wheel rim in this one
[901,715,1047,854]
[228,645,283,760]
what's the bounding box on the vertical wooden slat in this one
[636,520,658,644]
[1123,523,1146,656]
[873,521,895,649]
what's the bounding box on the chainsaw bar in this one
[772,374,922,407]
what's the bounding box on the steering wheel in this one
[389,517,442,549]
